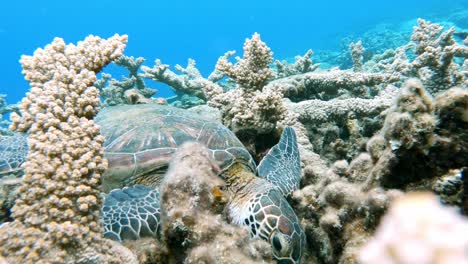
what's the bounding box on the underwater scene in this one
[0,0,467,263]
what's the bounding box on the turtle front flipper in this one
[101,185,161,241]
[257,127,301,196]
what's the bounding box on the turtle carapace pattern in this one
[101,185,160,241]
[0,133,28,177]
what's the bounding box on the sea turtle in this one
[0,133,28,178]
[1,104,305,263]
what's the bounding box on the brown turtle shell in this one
[96,104,255,192]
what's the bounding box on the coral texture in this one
[0,34,135,263]
[358,192,468,264]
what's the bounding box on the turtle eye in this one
[272,235,282,252]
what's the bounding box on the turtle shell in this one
[0,133,28,177]
[96,104,256,192]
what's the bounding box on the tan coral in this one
[206,33,289,134]
[216,32,273,90]
[358,192,468,264]
[0,34,133,263]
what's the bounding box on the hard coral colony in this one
[0,17,467,264]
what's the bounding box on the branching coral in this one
[142,58,212,100]
[206,33,290,134]
[0,34,136,263]
[370,19,467,93]
[409,19,466,92]
[274,49,320,78]
[216,33,274,90]
[96,55,158,106]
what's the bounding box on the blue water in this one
[0,0,466,103]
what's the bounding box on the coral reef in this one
[363,80,467,190]
[0,17,466,264]
[0,34,135,263]
[290,77,467,263]
[358,192,468,264]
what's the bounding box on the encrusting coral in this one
[0,34,137,263]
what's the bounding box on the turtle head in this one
[238,187,305,264]
[265,190,305,264]
[270,228,303,264]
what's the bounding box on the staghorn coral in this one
[409,19,466,92]
[159,142,273,264]
[96,55,158,106]
[142,58,215,101]
[372,19,467,93]
[0,34,136,263]
[274,49,319,78]
[358,192,468,264]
